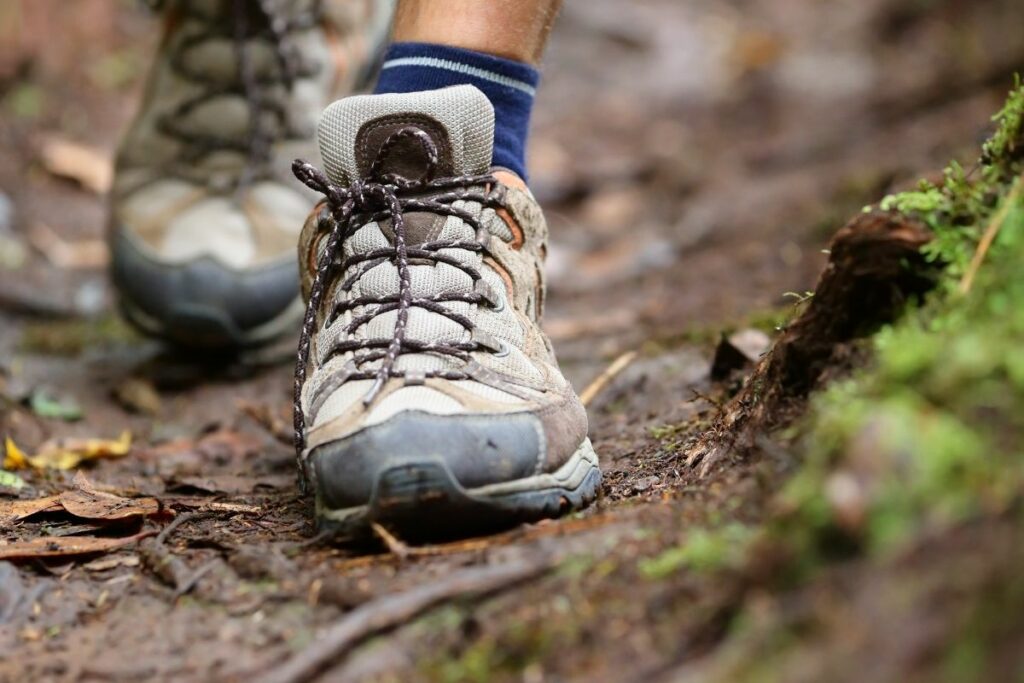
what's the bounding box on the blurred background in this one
[1,0,1022,378]
[2,1,1024,679]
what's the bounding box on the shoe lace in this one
[158,0,322,188]
[290,127,510,460]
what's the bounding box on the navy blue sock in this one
[373,42,540,181]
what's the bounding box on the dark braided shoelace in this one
[290,128,512,464]
[157,0,322,188]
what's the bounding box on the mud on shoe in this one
[109,0,392,348]
[291,85,601,538]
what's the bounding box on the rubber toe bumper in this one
[308,410,602,538]
[110,230,303,348]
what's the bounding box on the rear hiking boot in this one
[292,85,601,539]
[109,0,392,348]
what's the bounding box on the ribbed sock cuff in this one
[373,42,540,180]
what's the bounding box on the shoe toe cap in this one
[309,410,546,511]
[110,230,301,347]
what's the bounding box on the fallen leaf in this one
[28,388,83,421]
[58,489,160,522]
[112,377,162,416]
[0,469,26,491]
[1,474,161,527]
[239,400,292,444]
[0,494,61,522]
[40,522,111,537]
[3,438,29,470]
[168,474,291,496]
[39,136,113,195]
[0,529,155,560]
[4,431,132,471]
[82,554,141,572]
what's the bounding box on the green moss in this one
[878,77,1024,282]
[777,78,1024,562]
[3,83,45,119]
[419,616,558,683]
[940,558,1024,683]
[982,75,1024,167]
[639,523,755,579]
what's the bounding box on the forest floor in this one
[1,1,1023,681]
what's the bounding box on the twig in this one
[959,174,1023,294]
[688,388,725,410]
[367,524,481,561]
[256,557,551,683]
[139,539,192,590]
[282,529,336,553]
[579,350,639,407]
[141,511,209,594]
[173,559,219,600]
[156,511,206,546]
[370,522,411,559]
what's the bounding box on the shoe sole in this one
[119,295,305,349]
[315,438,602,540]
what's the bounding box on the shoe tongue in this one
[317,85,495,186]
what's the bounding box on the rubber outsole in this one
[119,295,305,349]
[314,438,602,541]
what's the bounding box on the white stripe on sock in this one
[381,56,537,96]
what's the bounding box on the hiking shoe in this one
[291,85,601,538]
[109,0,392,348]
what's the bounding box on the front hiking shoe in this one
[291,85,601,539]
[109,0,391,348]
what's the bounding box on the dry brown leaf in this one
[82,554,141,572]
[39,136,113,194]
[58,489,160,521]
[0,495,62,523]
[0,529,155,560]
[0,473,160,525]
[112,377,162,416]
[28,221,109,269]
[168,473,290,496]
[239,400,292,444]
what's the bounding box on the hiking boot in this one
[292,85,601,537]
[109,0,392,347]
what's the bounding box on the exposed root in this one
[256,558,552,683]
[686,211,935,474]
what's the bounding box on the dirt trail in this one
[1,0,1022,680]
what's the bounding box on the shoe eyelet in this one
[490,296,505,313]
[492,340,511,358]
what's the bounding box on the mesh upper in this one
[305,86,552,430]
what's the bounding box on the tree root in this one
[686,211,935,474]
[256,557,552,683]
